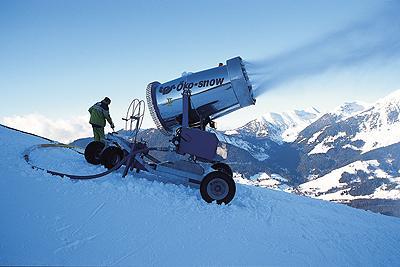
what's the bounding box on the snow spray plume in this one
[247,2,400,97]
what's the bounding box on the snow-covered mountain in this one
[1,124,400,266]
[214,91,400,214]
[332,101,369,120]
[207,108,321,180]
[294,91,400,210]
[351,90,400,153]
[297,101,369,154]
[298,95,400,156]
[225,107,321,143]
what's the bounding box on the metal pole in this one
[182,88,191,128]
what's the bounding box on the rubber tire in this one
[200,171,236,205]
[101,146,124,170]
[84,141,105,165]
[211,162,233,177]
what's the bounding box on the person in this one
[88,97,115,142]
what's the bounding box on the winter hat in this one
[103,97,111,104]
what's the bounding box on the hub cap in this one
[207,178,229,200]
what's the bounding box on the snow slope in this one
[1,125,400,266]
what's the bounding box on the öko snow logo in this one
[159,77,225,95]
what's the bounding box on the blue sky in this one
[1,0,400,141]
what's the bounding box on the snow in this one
[351,89,400,153]
[373,183,400,199]
[215,131,270,161]
[299,160,400,201]
[231,108,320,144]
[379,89,400,106]
[249,172,270,181]
[224,129,239,135]
[331,101,369,121]
[241,173,291,191]
[250,173,288,183]
[307,129,324,144]
[308,132,346,155]
[261,108,321,142]
[302,90,399,159]
[342,143,360,150]
[353,121,400,153]
[1,125,400,266]
[300,160,376,193]
[305,91,400,156]
[309,142,333,155]
[216,132,251,151]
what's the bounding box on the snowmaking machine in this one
[84,56,255,204]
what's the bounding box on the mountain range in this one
[72,90,400,217]
[219,90,400,216]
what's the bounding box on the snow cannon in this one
[83,57,255,205]
[146,56,255,135]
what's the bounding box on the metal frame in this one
[109,91,216,188]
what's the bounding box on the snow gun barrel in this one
[146,56,255,135]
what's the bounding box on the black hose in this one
[2,123,129,180]
[23,144,128,180]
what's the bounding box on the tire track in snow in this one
[55,224,73,233]
[54,202,106,254]
[70,202,106,237]
[54,234,99,254]
[108,228,157,266]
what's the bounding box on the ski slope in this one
[1,124,400,266]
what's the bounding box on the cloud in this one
[1,114,94,143]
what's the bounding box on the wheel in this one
[211,162,233,177]
[84,141,105,165]
[101,146,124,170]
[200,171,236,204]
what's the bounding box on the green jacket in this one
[89,101,114,128]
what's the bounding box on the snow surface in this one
[308,142,333,155]
[299,160,400,201]
[307,129,324,144]
[308,132,346,155]
[249,172,290,191]
[1,125,400,266]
